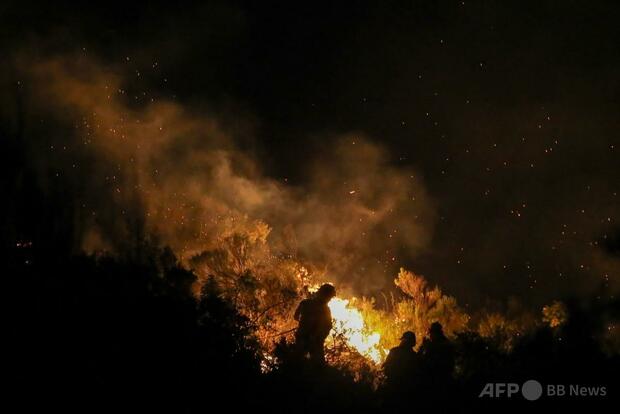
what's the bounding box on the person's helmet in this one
[317,283,336,299]
[400,331,416,343]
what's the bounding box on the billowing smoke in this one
[12,53,435,294]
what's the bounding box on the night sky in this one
[2,0,619,308]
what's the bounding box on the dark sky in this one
[2,0,620,308]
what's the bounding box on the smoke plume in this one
[13,52,435,294]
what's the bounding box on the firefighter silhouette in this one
[293,284,336,363]
[418,321,456,404]
[419,322,455,383]
[383,331,417,383]
[382,330,419,408]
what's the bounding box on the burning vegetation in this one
[183,218,566,374]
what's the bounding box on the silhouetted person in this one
[419,322,455,401]
[382,331,418,409]
[294,284,336,364]
[383,331,417,383]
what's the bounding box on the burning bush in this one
[187,221,475,376]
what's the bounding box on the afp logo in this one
[479,380,543,401]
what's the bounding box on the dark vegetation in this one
[4,241,619,412]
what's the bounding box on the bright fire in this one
[327,297,384,363]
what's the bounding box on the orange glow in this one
[327,296,384,363]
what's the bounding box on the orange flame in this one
[327,297,384,363]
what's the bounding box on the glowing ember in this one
[327,297,383,363]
